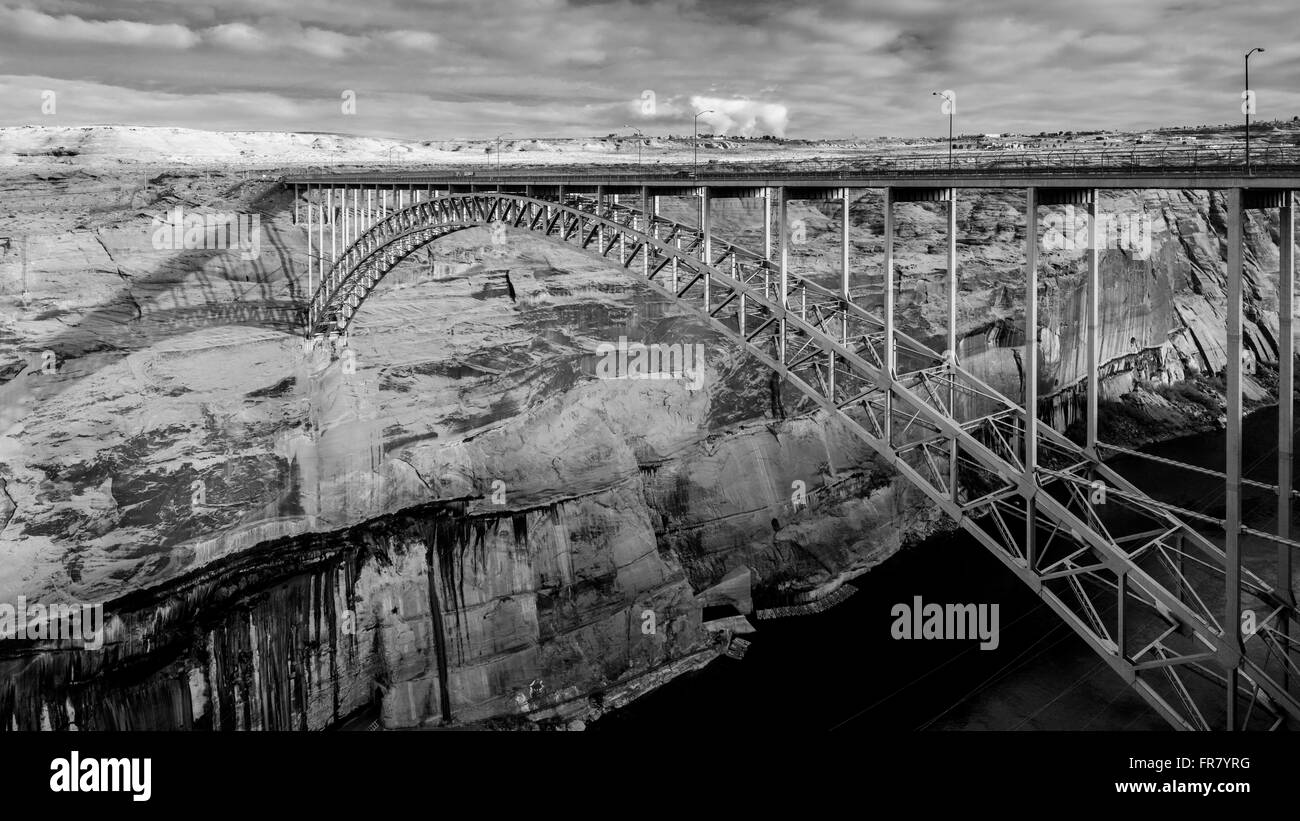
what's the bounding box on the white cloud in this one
[203,22,270,51]
[0,7,200,49]
[691,96,790,137]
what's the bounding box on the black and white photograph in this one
[0,0,1296,805]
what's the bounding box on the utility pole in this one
[1244,48,1264,174]
[495,132,512,175]
[933,90,956,170]
[624,124,644,168]
[694,110,714,174]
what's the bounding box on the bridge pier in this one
[317,188,325,295]
[1025,186,1039,571]
[702,188,712,314]
[596,186,605,257]
[947,188,959,501]
[764,188,772,263]
[305,186,312,298]
[641,186,651,279]
[1227,187,1244,728]
[1087,191,1100,458]
[883,187,894,446]
[840,190,850,345]
[778,186,789,365]
[1279,190,1297,689]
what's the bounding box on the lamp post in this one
[495,132,512,175]
[932,90,955,170]
[1245,48,1264,174]
[624,124,644,168]
[694,110,714,174]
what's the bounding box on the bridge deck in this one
[283,169,1300,190]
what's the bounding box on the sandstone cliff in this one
[0,155,1290,728]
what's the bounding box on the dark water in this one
[593,407,1295,732]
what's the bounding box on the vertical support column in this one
[763,188,772,261]
[367,190,373,233]
[317,187,324,293]
[1280,192,1295,594]
[946,191,958,357]
[615,193,625,264]
[1086,190,1101,456]
[343,186,349,248]
[329,188,336,269]
[778,187,789,364]
[1280,190,1296,688]
[641,186,651,278]
[306,185,313,305]
[1226,187,1244,729]
[669,193,678,291]
[1118,572,1128,662]
[702,188,712,314]
[832,189,849,403]
[948,188,959,501]
[883,187,894,447]
[1025,187,1039,571]
[353,188,360,243]
[596,185,605,255]
[1279,192,1289,685]
[841,189,850,345]
[293,183,299,225]
[763,187,773,301]
[652,194,660,282]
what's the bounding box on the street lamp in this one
[932,90,956,170]
[1244,48,1265,174]
[495,132,513,175]
[693,110,714,173]
[624,124,644,168]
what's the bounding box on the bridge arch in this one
[305,190,1300,731]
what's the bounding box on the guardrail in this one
[276,142,1300,185]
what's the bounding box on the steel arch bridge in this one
[300,186,1300,731]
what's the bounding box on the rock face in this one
[0,150,1292,729]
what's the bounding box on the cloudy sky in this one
[0,0,1297,140]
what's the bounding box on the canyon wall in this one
[0,164,1291,727]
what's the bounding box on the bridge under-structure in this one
[281,166,1298,731]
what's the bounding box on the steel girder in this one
[307,191,1300,730]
